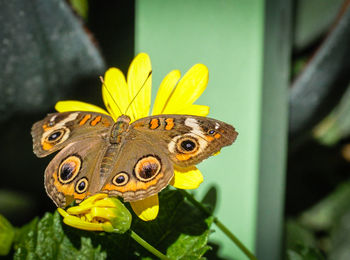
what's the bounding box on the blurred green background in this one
[1,0,350,259]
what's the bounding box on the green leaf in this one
[10,190,213,259]
[200,186,218,214]
[286,245,325,260]
[69,0,89,19]
[299,181,350,231]
[132,189,213,259]
[13,211,130,259]
[0,214,15,255]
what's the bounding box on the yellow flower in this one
[58,194,132,233]
[56,53,209,222]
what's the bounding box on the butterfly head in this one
[110,115,131,144]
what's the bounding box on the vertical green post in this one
[135,1,289,258]
[256,0,291,259]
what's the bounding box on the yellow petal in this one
[161,64,208,114]
[55,101,109,115]
[80,193,108,206]
[126,53,152,121]
[57,208,70,218]
[130,194,159,221]
[67,204,91,215]
[171,166,203,189]
[66,194,108,214]
[90,207,117,220]
[58,208,104,231]
[213,150,221,156]
[172,104,210,117]
[152,70,181,115]
[63,214,104,231]
[102,67,128,120]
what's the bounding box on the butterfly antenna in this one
[124,70,152,115]
[160,79,180,114]
[99,76,123,115]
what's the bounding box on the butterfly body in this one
[32,112,238,207]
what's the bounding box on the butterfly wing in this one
[32,111,114,207]
[44,137,109,207]
[129,114,238,168]
[31,111,114,157]
[100,135,174,201]
[99,114,237,202]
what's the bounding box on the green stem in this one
[130,230,171,260]
[179,190,257,260]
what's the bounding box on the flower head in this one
[58,194,131,233]
[56,53,210,222]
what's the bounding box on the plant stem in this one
[130,230,170,260]
[179,190,257,260]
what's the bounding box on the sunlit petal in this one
[58,195,131,232]
[55,101,109,115]
[80,193,108,206]
[58,208,104,231]
[102,67,129,120]
[130,194,159,221]
[127,53,152,121]
[171,166,203,189]
[152,70,181,115]
[161,64,208,114]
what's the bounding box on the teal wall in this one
[135,1,286,258]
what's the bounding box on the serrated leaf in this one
[131,189,213,259]
[13,211,131,260]
[11,190,213,259]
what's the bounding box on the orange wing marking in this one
[149,118,160,129]
[205,136,214,142]
[102,173,165,193]
[165,118,175,130]
[214,133,221,139]
[42,142,54,151]
[79,114,91,125]
[90,116,102,126]
[176,153,192,161]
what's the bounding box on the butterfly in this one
[31,110,238,208]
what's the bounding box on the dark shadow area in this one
[0,0,135,228]
[286,139,350,216]
[201,185,218,214]
[88,0,135,72]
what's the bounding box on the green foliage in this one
[287,245,325,260]
[0,214,15,255]
[69,0,88,19]
[286,181,350,259]
[9,190,213,259]
[132,190,213,259]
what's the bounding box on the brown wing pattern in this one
[100,135,174,202]
[44,138,108,207]
[31,111,114,157]
[130,114,238,168]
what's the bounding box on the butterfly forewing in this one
[32,111,238,206]
[129,114,238,168]
[31,112,114,157]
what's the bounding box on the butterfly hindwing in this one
[100,135,174,202]
[44,138,108,207]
